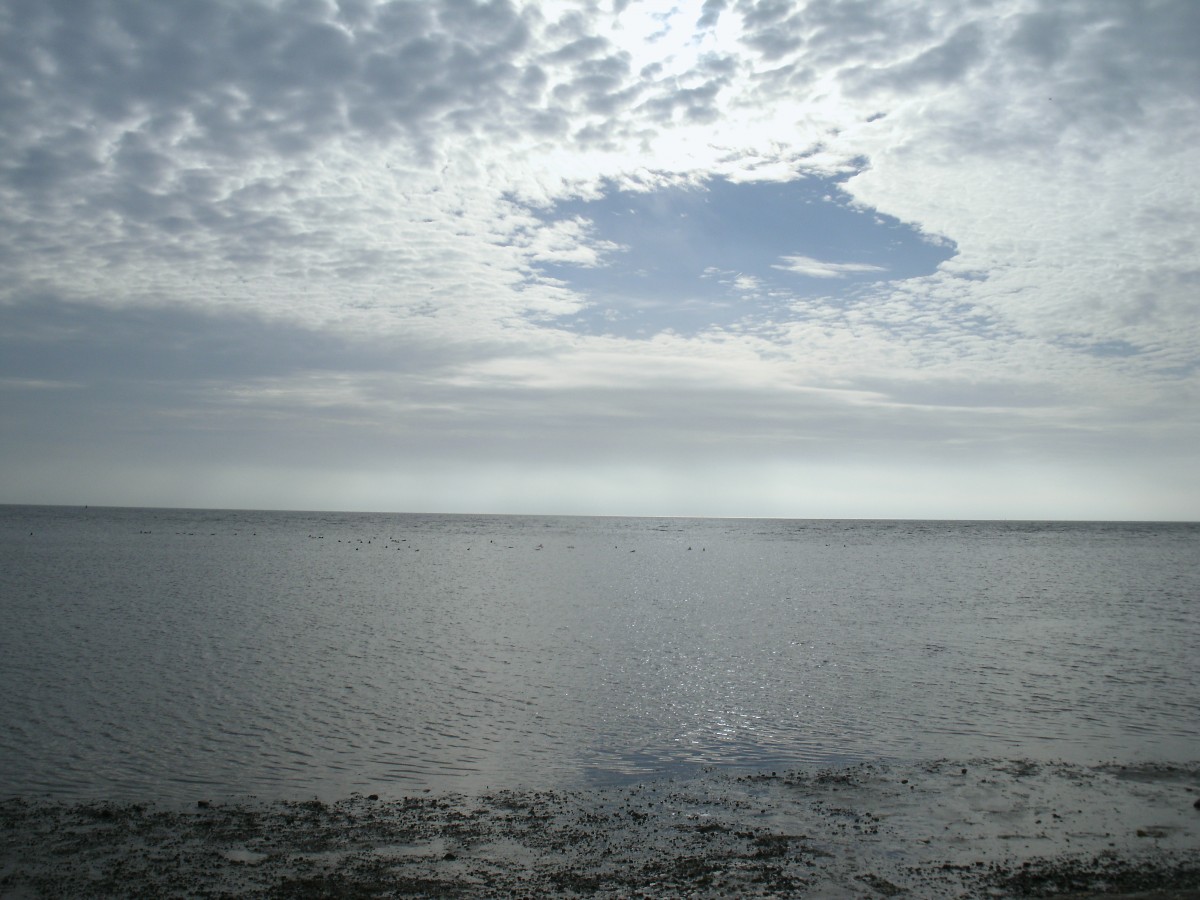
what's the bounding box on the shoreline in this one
[3,759,1198,898]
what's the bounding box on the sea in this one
[1,505,1196,805]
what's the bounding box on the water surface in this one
[1,506,1196,802]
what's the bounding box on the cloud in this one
[0,0,1197,516]
[772,255,886,279]
[697,0,729,30]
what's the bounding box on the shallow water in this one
[1,506,1196,802]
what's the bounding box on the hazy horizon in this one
[4,501,1197,525]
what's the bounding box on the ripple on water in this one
[0,508,1197,802]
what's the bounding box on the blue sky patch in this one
[1085,339,1141,358]
[529,175,956,337]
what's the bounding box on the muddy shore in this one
[3,759,1198,898]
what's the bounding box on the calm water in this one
[1,506,1196,803]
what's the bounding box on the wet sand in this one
[2,759,1198,897]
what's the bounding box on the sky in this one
[1,0,1198,519]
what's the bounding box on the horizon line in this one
[2,501,1196,525]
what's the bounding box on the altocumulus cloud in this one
[0,0,1197,518]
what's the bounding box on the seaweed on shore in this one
[3,759,1199,898]
[990,852,1200,897]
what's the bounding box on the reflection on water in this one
[1,507,1197,802]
